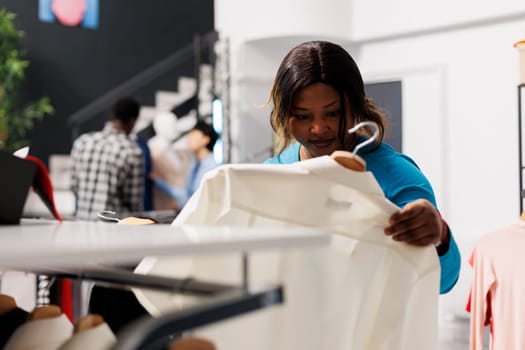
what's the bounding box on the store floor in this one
[439,316,489,349]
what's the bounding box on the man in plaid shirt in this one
[70,97,145,220]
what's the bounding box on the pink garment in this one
[467,220,525,350]
[52,0,87,26]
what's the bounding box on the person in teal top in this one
[265,40,460,294]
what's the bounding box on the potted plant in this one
[0,8,54,151]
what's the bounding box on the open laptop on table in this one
[0,151,37,224]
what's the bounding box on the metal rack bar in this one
[112,286,283,350]
[50,268,238,296]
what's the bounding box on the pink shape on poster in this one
[51,0,87,26]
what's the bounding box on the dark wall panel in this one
[365,81,403,152]
[1,1,214,162]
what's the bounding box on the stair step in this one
[155,91,183,112]
[178,77,197,96]
[135,105,158,133]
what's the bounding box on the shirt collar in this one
[296,155,385,196]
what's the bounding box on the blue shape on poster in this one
[38,0,56,23]
[82,0,99,29]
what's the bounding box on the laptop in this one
[0,151,37,224]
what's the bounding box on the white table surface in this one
[0,219,331,270]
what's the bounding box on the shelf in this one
[0,220,331,270]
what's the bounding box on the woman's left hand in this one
[384,199,442,246]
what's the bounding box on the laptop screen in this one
[0,151,37,224]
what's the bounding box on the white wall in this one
[215,1,525,317]
[356,21,524,228]
[351,0,525,40]
[215,0,353,47]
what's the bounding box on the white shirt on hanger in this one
[134,156,440,350]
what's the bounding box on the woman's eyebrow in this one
[291,101,340,110]
[322,101,340,109]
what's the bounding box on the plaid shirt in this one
[70,123,145,220]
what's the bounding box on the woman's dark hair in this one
[269,40,386,154]
[193,120,219,151]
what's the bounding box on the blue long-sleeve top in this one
[265,142,461,294]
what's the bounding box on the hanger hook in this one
[97,210,121,223]
[348,121,379,155]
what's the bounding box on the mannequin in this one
[169,337,216,350]
[0,294,28,348]
[28,304,62,320]
[467,215,525,349]
[58,314,116,350]
[4,304,73,350]
[74,313,104,332]
[0,294,17,315]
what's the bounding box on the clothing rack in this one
[29,268,282,350]
[51,267,283,350]
[0,220,329,348]
[52,267,238,296]
[112,286,283,350]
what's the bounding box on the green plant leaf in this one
[0,9,54,151]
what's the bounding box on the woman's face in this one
[187,129,209,153]
[287,82,351,160]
